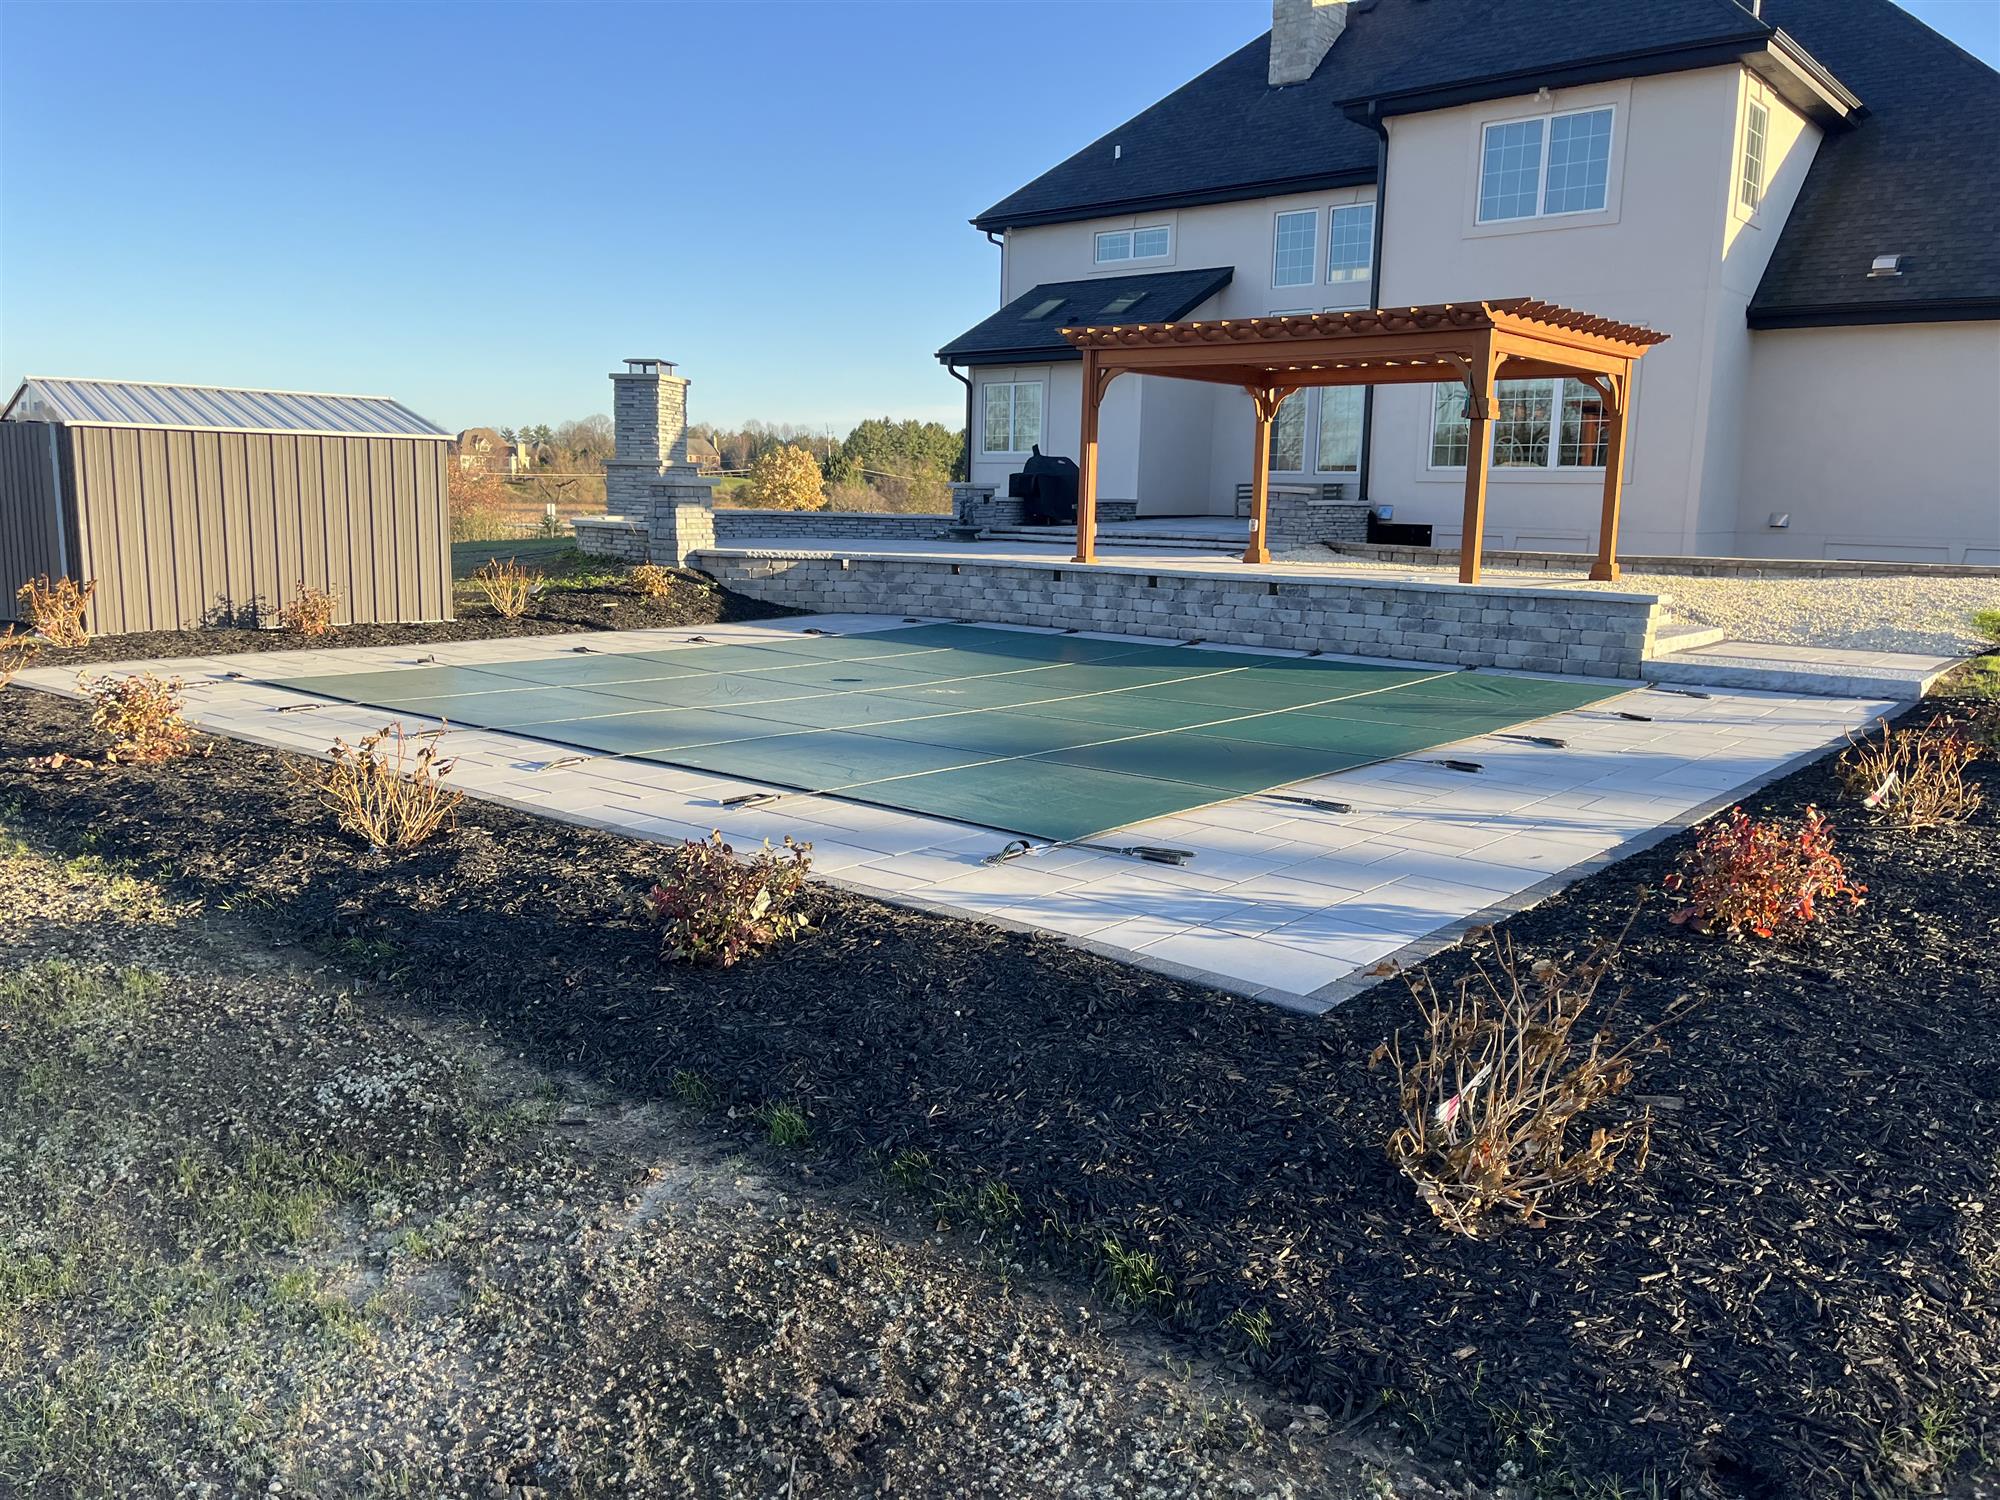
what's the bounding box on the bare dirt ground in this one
[0,831,1456,1500]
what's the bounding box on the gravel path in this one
[1269,549,1997,656]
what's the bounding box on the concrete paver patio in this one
[17,614,1894,1011]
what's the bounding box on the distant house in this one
[454,426,513,473]
[939,0,2000,564]
[685,433,722,474]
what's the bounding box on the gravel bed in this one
[1269,549,1997,656]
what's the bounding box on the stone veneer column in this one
[605,357,718,567]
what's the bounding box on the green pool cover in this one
[267,623,1627,843]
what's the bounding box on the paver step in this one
[1646,640,1957,700]
[1647,622,1729,657]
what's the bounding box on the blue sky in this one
[3,1,1993,435]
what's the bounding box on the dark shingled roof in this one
[936,267,1234,366]
[972,0,1999,326]
[1748,0,2000,324]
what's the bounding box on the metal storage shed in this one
[0,376,454,635]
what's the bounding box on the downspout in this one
[1356,103,1389,511]
[947,364,973,482]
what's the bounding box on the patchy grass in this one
[1,830,1379,1499]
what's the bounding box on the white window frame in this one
[1738,96,1770,214]
[1094,225,1172,265]
[1426,377,1612,473]
[980,380,1045,457]
[1272,209,1319,288]
[1326,201,1375,286]
[1475,105,1617,225]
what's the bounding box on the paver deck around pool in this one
[16,615,1894,1010]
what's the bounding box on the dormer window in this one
[1739,98,1770,211]
[1095,226,1170,264]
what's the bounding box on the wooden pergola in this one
[1060,299,1667,584]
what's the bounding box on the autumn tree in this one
[747,444,826,511]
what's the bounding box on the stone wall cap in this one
[688,545,1666,606]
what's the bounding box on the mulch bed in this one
[1,674,1994,1497]
[18,567,795,670]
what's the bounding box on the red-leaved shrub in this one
[650,832,813,967]
[1664,804,1862,940]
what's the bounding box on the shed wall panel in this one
[0,422,70,619]
[43,426,451,633]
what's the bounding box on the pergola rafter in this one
[1060,298,1667,583]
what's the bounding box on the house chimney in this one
[1269,0,1349,87]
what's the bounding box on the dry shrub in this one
[0,627,40,689]
[650,831,813,967]
[16,575,96,647]
[471,558,539,619]
[278,581,341,638]
[1663,804,1863,940]
[293,724,463,850]
[81,672,192,763]
[1372,924,1693,1236]
[628,562,675,598]
[1839,719,1983,829]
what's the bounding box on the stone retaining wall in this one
[572,517,648,562]
[1267,496,1370,549]
[1328,541,2000,580]
[695,549,1662,677]
[713,509,949,541]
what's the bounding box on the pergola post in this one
[1243,385,1285,566]
[1074,349,1102,565]
[1588,371,1629,582]
[1457,351,1496,585]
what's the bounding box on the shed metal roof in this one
[1,377,450,439]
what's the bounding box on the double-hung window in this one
[1739,98,1769,211]
[1327,202,1374,284]
[1316,386,1364,473]
[981,381,1043,455]
[1094,226,1170,264]
[1477,106,1614,222]
[1429,378,1610,470]
[1273,210,1318,287]
[1268,392,1308,472]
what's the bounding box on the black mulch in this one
[19,567,795,670]
[1,682,1994,1497]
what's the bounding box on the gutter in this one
[1747,298,2000,330]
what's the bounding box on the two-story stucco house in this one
[937,0,2000,564]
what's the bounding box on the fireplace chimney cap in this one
[623,357,678,375]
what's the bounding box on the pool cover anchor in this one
[1648,684,1713,700]
[719,791,786,810]
[1264,793,1353,815]
[1495,733,1569,749]
[984,838,1196,868]
[534,754,595,774]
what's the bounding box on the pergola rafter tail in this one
[1059,299,1667,584]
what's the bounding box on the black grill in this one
[1006,445,1080,525]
